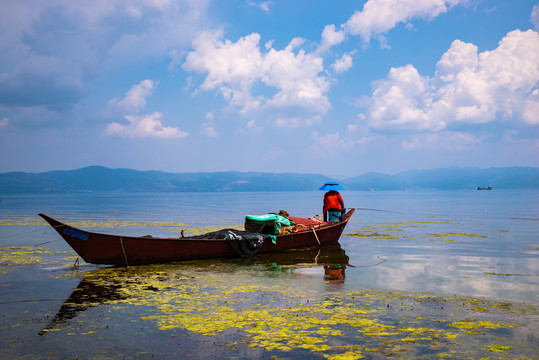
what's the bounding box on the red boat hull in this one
[38,209,355,266]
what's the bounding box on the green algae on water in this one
[36,263,539,360]
[0,246,76,268]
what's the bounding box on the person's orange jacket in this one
[323,191,344,214]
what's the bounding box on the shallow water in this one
[0,190,537,359]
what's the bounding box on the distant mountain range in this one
[0,166,537,193]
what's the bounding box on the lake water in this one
[1,190,538,359]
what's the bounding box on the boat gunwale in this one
[38,211,353,242]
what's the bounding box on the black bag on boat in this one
[185,228,266,257]
[223,231,266,257]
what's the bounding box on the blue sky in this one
[0,0,538,177]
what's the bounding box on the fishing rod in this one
[353,207,400,214]
[0,224,63,246]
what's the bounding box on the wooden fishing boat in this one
[39,209,355,266]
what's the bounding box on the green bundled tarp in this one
[244,214,295,235]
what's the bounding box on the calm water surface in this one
[0,190,538,359]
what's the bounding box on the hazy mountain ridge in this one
[0,166,331,193]
[0,166,537,193]
[344,167,539,190]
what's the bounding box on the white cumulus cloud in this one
[105,79,157,114]
[0,0,210,112]
[183,30,264,114]
[104,80,188,139]
[274,115,322,129]
[315,0,467,62]
[368,64,435,131]
[344,0,465,43]
[105,112,188,139]
[317,24,346,54]
[532,4,539,30]
[247,1,274,13]
[523,89,539,125]
[364,29,539,132]
[331,52,355,74]
[183,30,331,123]
[202,122,219,137]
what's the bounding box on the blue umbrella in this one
[319,182,344,191]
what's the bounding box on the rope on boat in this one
[311,228,321,245]
[353,255,387,268]
[0,224,65,248]
[314,249,320,264]
[119,236,129,267]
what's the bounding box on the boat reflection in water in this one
[323,265,346,283]
[40,242,350,335]
[39,272,129,336]
[255,242,349,283]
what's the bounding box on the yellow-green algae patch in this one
[484,272,530,277]
[176,224,243,235]
[427,232,487,238]
[347,220,458,239]
[0,214,241,237]
[0,246,75,268]
[52,219,188,229]
[40,264,538,359]
[449,320,514,330]
[487,344,512,352]
[0,215,188,229]
[0,217,46,226]
[346,220,493,249]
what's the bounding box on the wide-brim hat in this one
[319,182,343,191]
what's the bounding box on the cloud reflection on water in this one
[343,215,538,304]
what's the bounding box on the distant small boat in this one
[477,186,493,190]
[39,210,355,266]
